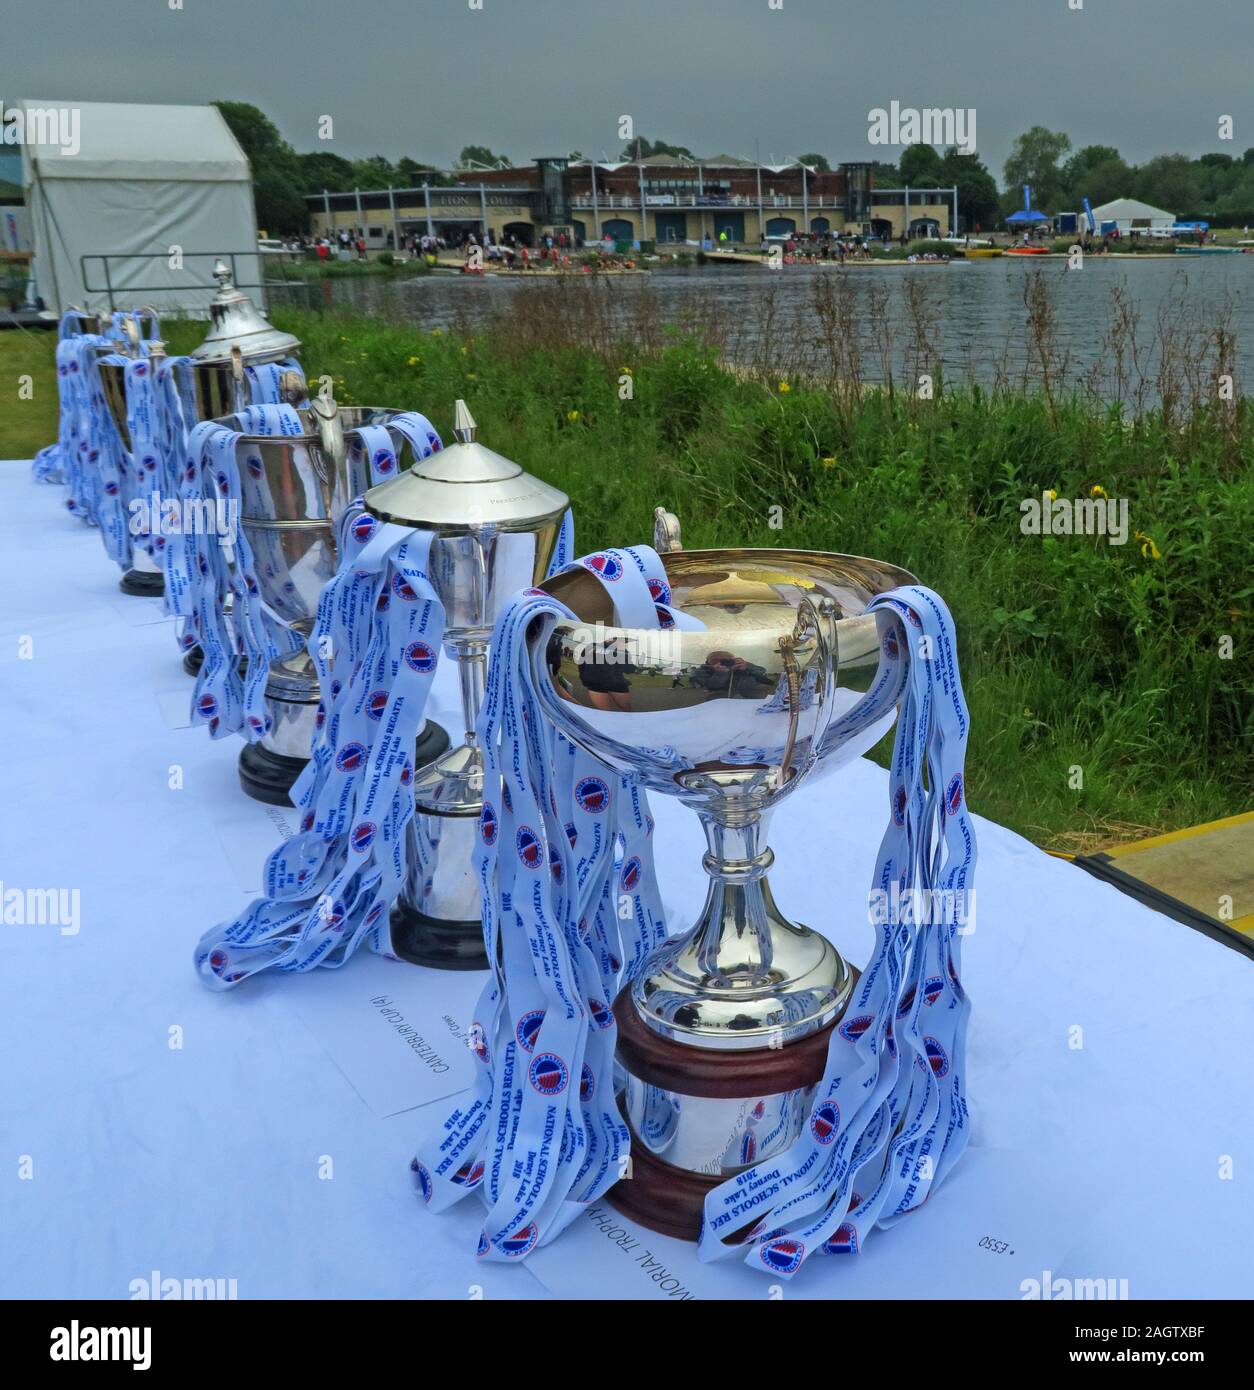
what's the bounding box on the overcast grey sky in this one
[2,0,1251,177]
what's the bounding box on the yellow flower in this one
[467,373,477,380]
[461,345,470,355]
[1090,484,1107,499]
[1045,488,1058,501]
[406,356,420,366]
[567,409,580,422]
[620,365,633,375]
[431,328,443,337]
[1135,531,1162,560]
[778,381,791,393]
[820,456,836,469]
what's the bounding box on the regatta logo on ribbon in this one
[575,776,610,814]
[838,1013,874,1043]
[893,784,907,825]
[366,691,389,720]
[588,998,613,1030]
[452,1159,485,1187]
[0,101,81,157]
[883,627,899,659]
[922,1036,949,1077]
[945,774,964,816]
[350,821,378,853]
[497,1224,540,1258]
[583,553,624,581]
[823,1223,859,1255]
[468,1022,490,1064]
[351,515,377,544]
[480,803,498,846]
[548,846,564,882]
[404,640,437,673]
[335,742,368,773]
[373,447,396,475]
[647,577,671,604]
[810,1100,840,1145]
[392,574,420,601]
[579,1063,595,1102]
[528,1052,568,1096]
[413,1160,433,1203]
[759,1238,805,1275]
[620,856,642,892]
[516,1010,545,1052]
[197,694,219,719]
[516,825,543,870]
[922,975,945,1005]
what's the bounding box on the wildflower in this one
[406,356,420,367]
[567,409,580,422]
[431,328,443,337]
[1134,531,1162,561]
[1090,484,1108,499]
[467,373,477,380]
[620,366,633,375]
[820,456,836,469]
[778,381,791,393]
[1045,488,1057,501]
[461,346,470,356]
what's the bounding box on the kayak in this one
[1175,245,1246,255]
[1005,246,1049,255]
[964,247,1004,258]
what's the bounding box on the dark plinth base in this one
[238,742,309,807]
[413,718,452,770]
[389,902,488,971]
[182,646,204,677]
[119,567,164,597]
[605,982,849,1242]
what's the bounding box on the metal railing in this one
[568,194,850,211]
[79,250,317,311]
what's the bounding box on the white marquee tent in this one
[17,99,262,316]
[1088,198,1176,234]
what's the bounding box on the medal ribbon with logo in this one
[412,545,695,1261]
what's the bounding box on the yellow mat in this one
[1073,811,1254,958]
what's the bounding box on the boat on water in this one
[1175,245,1247,255]
[1005,246,1050,256]
[964,247,1004,259]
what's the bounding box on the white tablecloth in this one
[2,461,1251,1301]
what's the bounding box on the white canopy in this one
[1089,198,1175,230]
[18,99,263,316]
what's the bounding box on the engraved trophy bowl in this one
[532,545,916,1239]
[227,393,448,804]
[363,399,569,971]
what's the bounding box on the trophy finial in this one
[653,507,682,553]
[212,259,233,288]
[452,399,477,444]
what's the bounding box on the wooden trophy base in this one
[605,973,855,1243]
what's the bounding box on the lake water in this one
[280,256,1254,402]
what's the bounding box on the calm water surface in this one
[281,257,1254,397]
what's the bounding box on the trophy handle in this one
[123,316,141,358]
[776,594,838,788]
[229,346,247,412]
[309,382,347,521]
[653,507,682,553]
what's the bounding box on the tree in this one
[295,150,355,194]
[938,148,1000,230]
[619,136,695,161]
[253,171,310,236]
[459,145,511,169]
[1135,154,1200,215]
[1003,126,1073,211]
[795,152,830,172]
[899,143,943,186]
[870,159,900,184]
[215,101,305,231]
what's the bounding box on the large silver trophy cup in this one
[363,401,568,970]
[233,387,449,804]
[532,535,914,1239]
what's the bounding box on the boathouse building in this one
[306,155,957,249]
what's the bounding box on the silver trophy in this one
[531,526,915,1238]
[232,385,450,805]
[362,401,569,970]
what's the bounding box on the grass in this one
[5,288,1251,853]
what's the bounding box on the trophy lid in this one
[188,260,302,366]
[363,400,568,532]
